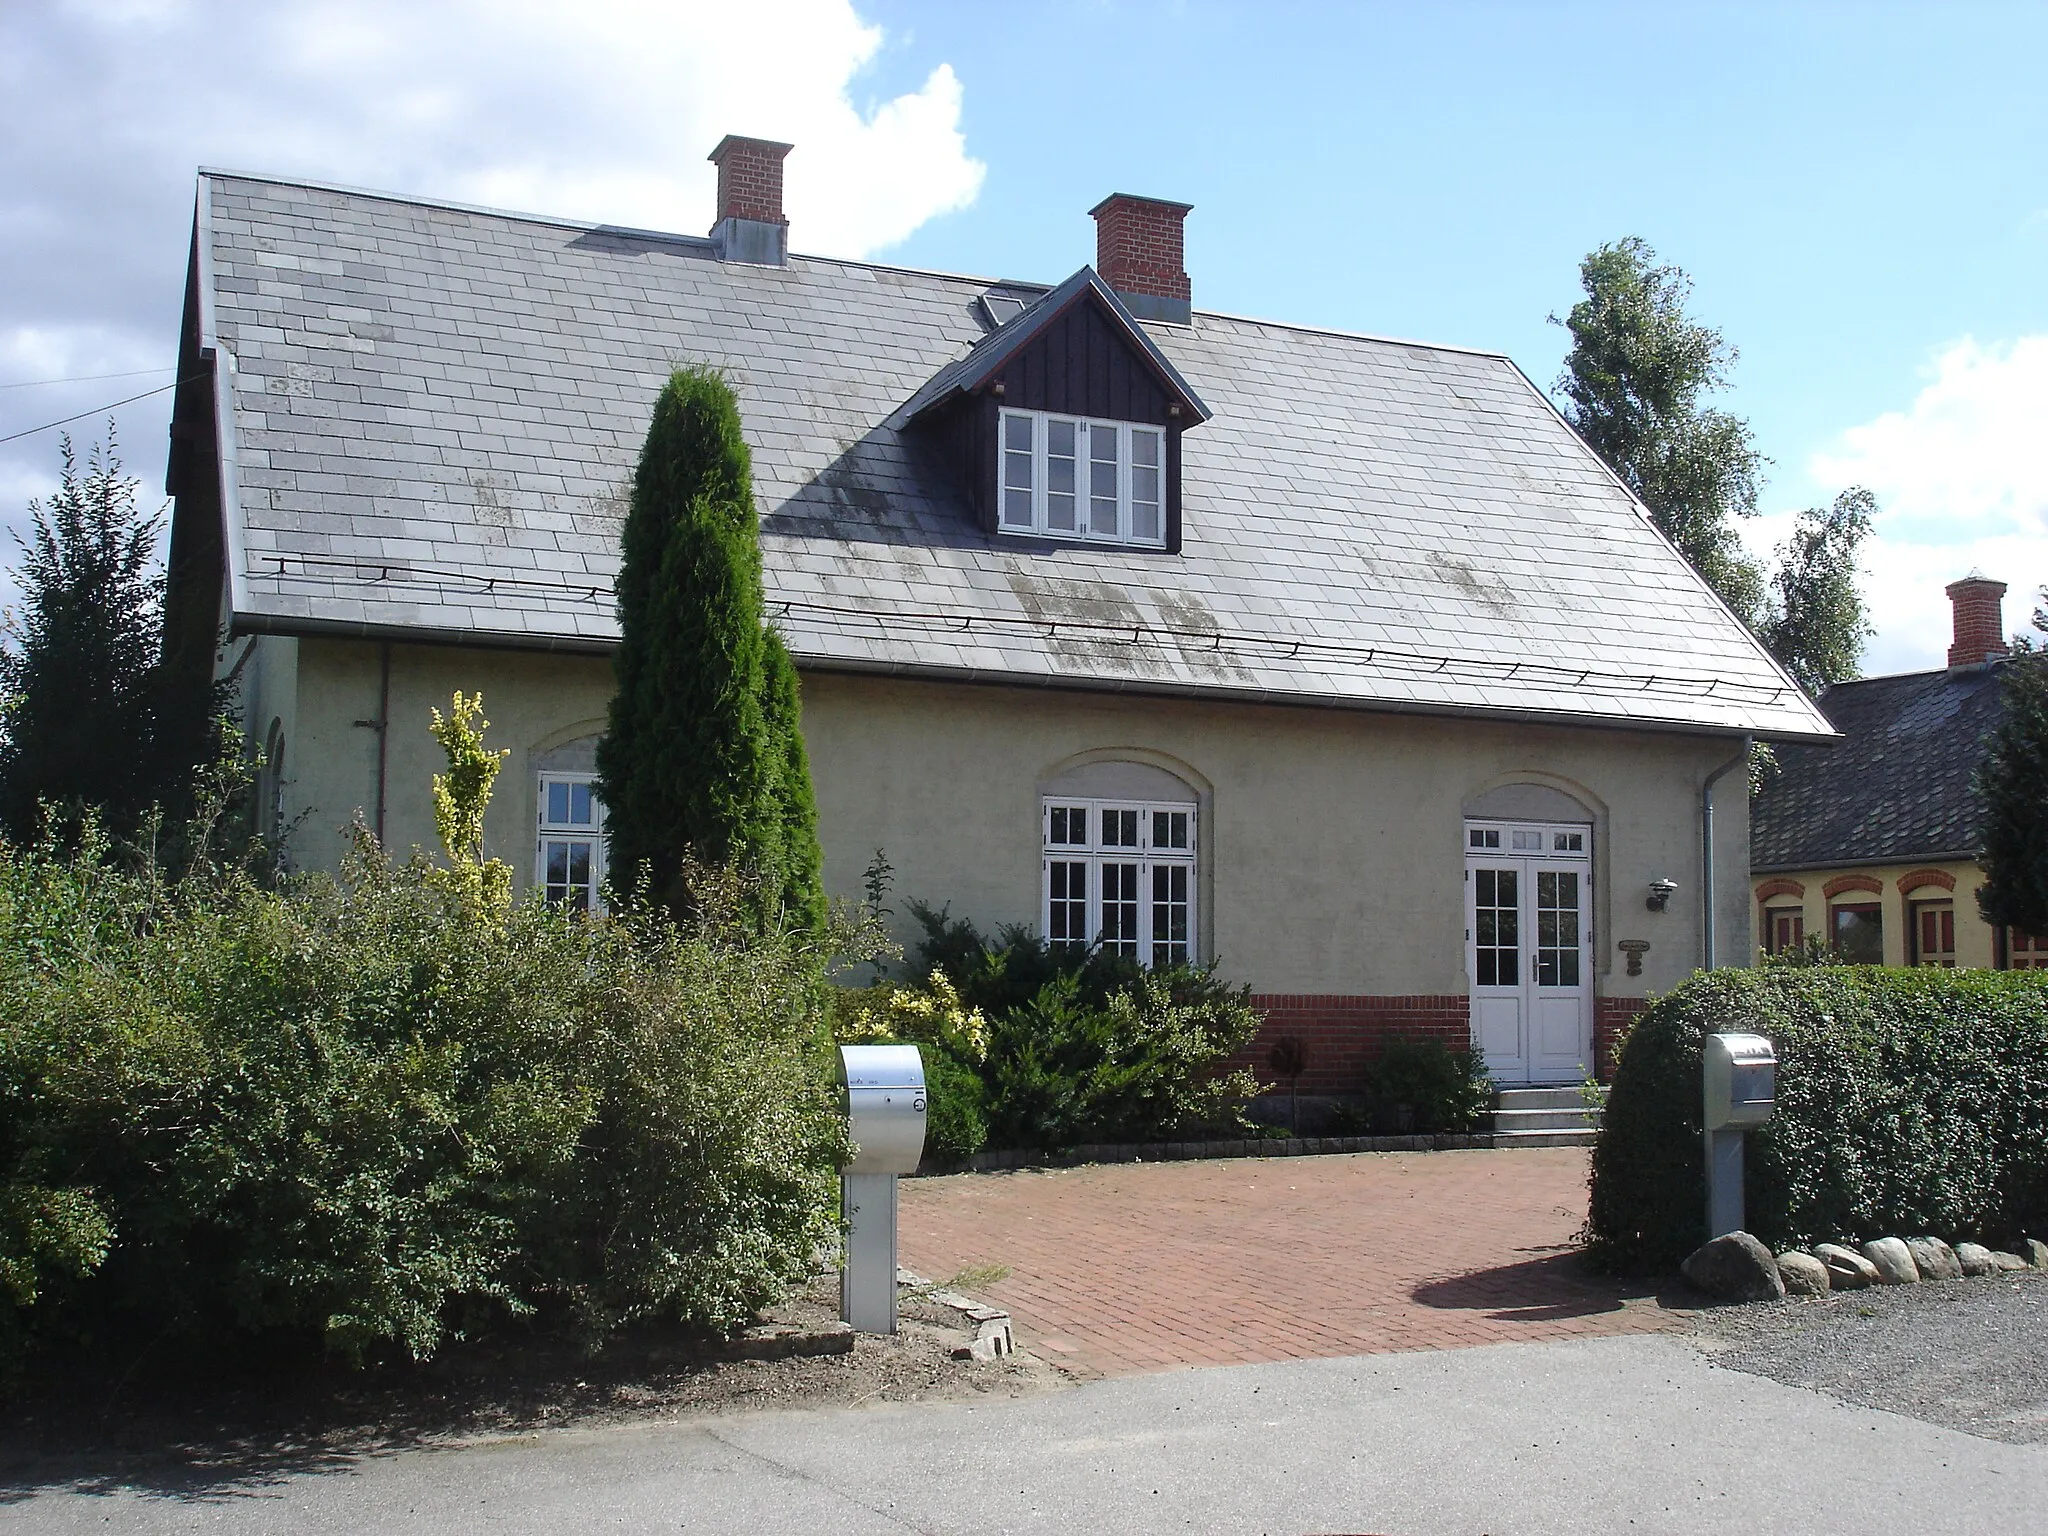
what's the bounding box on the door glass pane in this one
[1048,861,1088,947]
[1473,866,1518,987]
[1046,419,1077,530]
[1100,862,1139,957]
[1537,869,1580,987]
[1151,862,1189,967]
[1089,424,1119,536]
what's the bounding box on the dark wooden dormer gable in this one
[905,267,1209,553]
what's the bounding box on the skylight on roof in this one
[979,292,1031,329]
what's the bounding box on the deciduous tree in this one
[1555,238,1766,624]
[1756,487,1876,695]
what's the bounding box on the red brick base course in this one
[1243,992,1645,1090]
[1595,996,1649,1082]
[1242,994,1469,1093]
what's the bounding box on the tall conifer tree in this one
[596,367,823,927]
[0,433,165,842]
[1977,599,2048,937]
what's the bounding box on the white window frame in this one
[1041,795,1197,966]
[536,771,608,911]
[998,407,1167,548]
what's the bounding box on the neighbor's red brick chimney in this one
[1089,193,1193,324]
[708,135,792,265]
[1946,572,2009,668]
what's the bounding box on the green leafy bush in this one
[0,826,853,1371]
[1586,966,2048,1272]
[1365,1038,1494,1133]
[839,904,1261,1158]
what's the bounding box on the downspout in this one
[1700,735,1753,970]
[354,642,393,842]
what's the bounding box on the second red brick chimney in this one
[708,135,792,265]
[1946,572,2009,668]
[1089,193,1193,324]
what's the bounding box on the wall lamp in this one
[1646,878,1678,913]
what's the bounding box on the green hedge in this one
[0,828,850,1371]
[1586,966,2048,1272]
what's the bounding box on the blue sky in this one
[3,1,2043,673]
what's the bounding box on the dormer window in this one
[998,408,1165,547]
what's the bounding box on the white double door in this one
[1465,821,1593,1085]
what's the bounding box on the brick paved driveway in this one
[899,1147,1677,1378]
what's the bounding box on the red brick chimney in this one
[1089,193,1192,324]
[708,135,791,265]
[1946,572,2009,668]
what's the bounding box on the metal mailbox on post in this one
[838,1044,927,1335]
[1703,1032,1776,1238]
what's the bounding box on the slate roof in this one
[185,170,1833,740]
[1750,664,2010,870]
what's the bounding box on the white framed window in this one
[999,408,1166,547]
[536,772,607,911]
[1042,796,1196,965]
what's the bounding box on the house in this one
[159,136,1833,1091]
[1750,574,2044,969]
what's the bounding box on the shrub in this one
[1585,966,2048,1272]
[0,685,868,1380]
[1366,1038,1494,1133]
[845,903,1262,1157]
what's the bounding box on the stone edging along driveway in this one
[925,1131,1493,1176]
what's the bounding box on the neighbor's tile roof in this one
[192,171,1831,739]
[1750,664,2009,870]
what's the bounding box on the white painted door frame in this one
[1464,819,1594,1085]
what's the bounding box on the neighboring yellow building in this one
[1751,576,2047,971]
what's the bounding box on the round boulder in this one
[1906,1236,1963,1281]
[2024,1239,2048,1269]
[1682,1231,1788,1303]
[1861,1237,1919,1285]
[1955,1242,1997,1277]
[1814,1242,1880,1289]
[1775,1250,1831,1297]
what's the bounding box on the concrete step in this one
[1496,1086,1604,1111]
[1491,1107,1601,1132]
[1491,1127,1600,1148]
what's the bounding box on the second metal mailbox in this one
[839,1044,928,1174]
[1703,1032,1776,1130]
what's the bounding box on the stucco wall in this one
[801,672,1747,998]
[1751,860,1996,968]
[267,640,1751,999]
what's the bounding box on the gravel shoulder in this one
[1688,1263,2048,1444]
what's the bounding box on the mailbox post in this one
[1702,1032,1776,1239]
[838,1044,927,1335]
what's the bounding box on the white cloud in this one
[0,0,980,567]
[1759,335,2048,675]
[42,0,984,260]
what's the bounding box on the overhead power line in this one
[0,366,175,392]
[0,375,203,448]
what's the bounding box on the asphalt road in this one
[5,1327,2043,1534]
